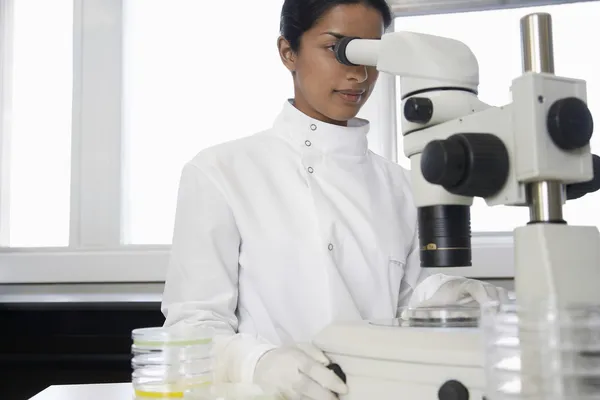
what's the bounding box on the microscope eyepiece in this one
[333,36,360,66]
[418,205,472,268]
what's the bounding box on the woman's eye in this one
[326,45,336,52]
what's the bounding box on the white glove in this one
[253,343,348,400]
[410,276,510,309]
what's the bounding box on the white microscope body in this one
[313,13,600,399]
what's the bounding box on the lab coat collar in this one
[273,99,370,157]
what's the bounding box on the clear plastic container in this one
[131,326,215,399]
[482,300,600,400]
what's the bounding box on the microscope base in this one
[313,319,485,399]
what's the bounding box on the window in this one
[394,1,600,232]
[122,0,396,244]
[122,0,293,244]
[1,0,73,247]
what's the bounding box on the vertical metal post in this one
[520,13,565,223]
[521,13,555,74]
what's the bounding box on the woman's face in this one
[278,4,385,126]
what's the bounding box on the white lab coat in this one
[161,100,449,383]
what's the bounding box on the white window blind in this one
[394,1,600,232]
[1,0,73,247]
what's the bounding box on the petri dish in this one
[398,305,481,328]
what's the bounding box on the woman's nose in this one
[347,65,368,83]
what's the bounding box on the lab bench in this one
[1,280,514,399]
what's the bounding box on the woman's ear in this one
[277,35,296,72]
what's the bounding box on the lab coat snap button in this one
[310,124,317,131]
[328,244,334,251]
[305,140,312,147]
[308,167,314,174]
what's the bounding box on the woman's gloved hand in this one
[408,275,510,309]
[253,343,348,400]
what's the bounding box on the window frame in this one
[388,0,599,16]
[3,0,594,283]
[0,0,13,246]
[69,0,124,249]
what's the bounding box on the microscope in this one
[313,13,600,399]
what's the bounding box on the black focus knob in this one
[567,154,600,200]
[547,97,594,150]
[421,133,509,198]
[326,363,346,383]
[438,380,470,400]
[421,138,466,188]
[404,97,434,124]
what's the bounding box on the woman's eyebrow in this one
[321,31,346,39]
[321,31,381,40]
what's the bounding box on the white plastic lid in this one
[132,326,214,348]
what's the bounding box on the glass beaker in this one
[131,326,215,399]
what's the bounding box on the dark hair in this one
[280,0,393,52]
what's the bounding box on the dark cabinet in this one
[0,302,164,400]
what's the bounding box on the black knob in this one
[438,380,470,400]
[421,138,466,188]
[326,363,346,383]
[567,154,600,200]
[421,133,509,198]
[404,97,434,124]
[547,97,594,150]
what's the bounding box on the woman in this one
[162,1,507,399]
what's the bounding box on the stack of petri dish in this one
[482,300,600,400]
[131,325,215,399]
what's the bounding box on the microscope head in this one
[335,32,479,98]
[335,32,490,268]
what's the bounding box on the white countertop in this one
[29,383,133,400]
[28,382,279,399]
